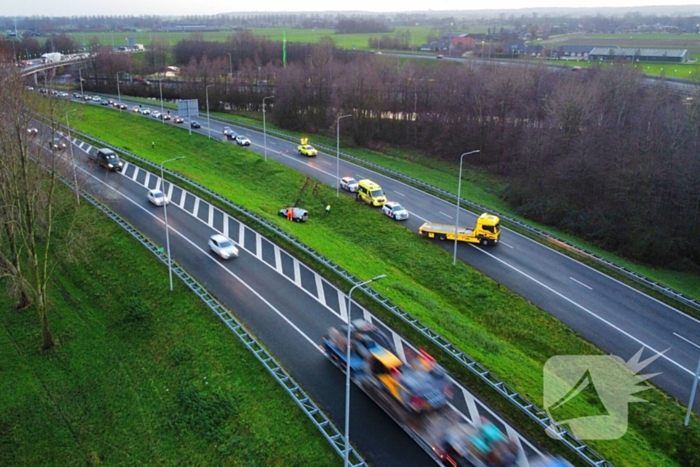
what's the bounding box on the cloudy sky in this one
[4,1,696,17]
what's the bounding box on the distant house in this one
[588,47,688,63]
[555,45,605,60]
[451,36,475,51]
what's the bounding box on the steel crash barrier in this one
[70,128,613,467]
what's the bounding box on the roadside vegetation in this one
[69,103,700,467]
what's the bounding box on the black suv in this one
[92,148,124,171]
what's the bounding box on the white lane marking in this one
[570,277,592,290]
[165,182,174,201]
[462,388,480,424]
[315,275,326,304]
[274,245,283,274]
[144,172,151,188]
[208,203,213,226]
[356,174,365,179]
[193,197,200,217]
[338,292,348,322]
[674,332,700,350]
[239,221,245,246]
[473,247,695,376]
[394,190,405,197]
[320,159,332,166]
[392,334,407,362]
[178,191,186,209]
[499,241,513,248]
[408,211,429,222]
[293,259,302,287]
[256,233,263,260]
[439,211,453,219]
[129,164,139,181]
[223,214,229,237]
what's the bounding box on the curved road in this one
[73,95,700,413]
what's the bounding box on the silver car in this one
[147,189,168,206]
[208,234,239,259]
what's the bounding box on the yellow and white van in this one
[356,179,386,207]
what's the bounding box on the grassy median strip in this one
[69,105,700,466]
[0,200,339,466]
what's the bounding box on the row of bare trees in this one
[77,37,700,269]
[0,66,92,350]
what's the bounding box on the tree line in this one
[32,36,700,270]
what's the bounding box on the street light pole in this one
[78,67,84,102]
[116,71,125,111]
[206,84,214,139]
[161,156,185,291]
[65,109,80,206]
[159,73,165,124]
[336,114,351,198]
[262,95,274,161]
[344,274,386,467]
[226,52,233,78]
[453,150,480,266]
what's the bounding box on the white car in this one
[235,135,251,146]
[339,177,359,192]
[152,111,162,119]
[382,201,409,220]
[147,189,168,206]
[141,108,151,115]
[208,234,239,259]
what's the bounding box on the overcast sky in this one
[4,1,695,17]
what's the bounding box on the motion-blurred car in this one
[190,120,201,129]
[382,201,409,220]
[132,106,141,113]
[235,135,251,146]
[278,207,309,222]
[436,54,444,59]
[100,100,109,105]
[297,144,318,157]
[48,137,67,151]
[160,113,171,121]
[147,189,168,206]
[119,103,128,110]
[173,116,184,124]
[339,177,358,192]
[222,126,234,136]
[27,127,38,136]
[208,234,239,259]
[141,108,151,115]
[151,111,162,119]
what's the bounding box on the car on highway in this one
[92,96,102,103]
[100,100,109,106]
[91,148,124,172]
[436,54,444,59]
[73,92,82,98]
[132,106,140,113]
[141,108,151,115]
[382,201,409,220]
[147,189,168,206]
[278,207,309,222]
[190,120,201,129]
[27,127,38,136]
[235,135,251,146]
[339,177,358,192]
[160,113,171,121]
[208,234,239,259]
[119,103,128,110]
[173,116,184,124]
[152,111,162,119]
[297,144,318,157]
[222,126,234,136]
[48,136,67,151]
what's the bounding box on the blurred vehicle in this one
[100,100,109,106]
[160,113,171,121]
[141,108,151,115]
[152,111,162,119]
[278,207,309,222]
[208,234,239,259]
[147,189,168,206]
[382,201,409,220]
[339,177,359,192]
[48,137,67,151]
[90,148,124,172]
[190,120,201,129]
[119,103,128,110]
[132,106,140,113]
[27,127,38,136]
[222,126,234,136]
[173,116,184,124]
[235,135,251,146]
[436,54,444,59]
[297,144,318,157]
[92,96,101,103]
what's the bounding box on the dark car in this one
[190,121,201,129]
[48,135,67,151]
[91,148,124,172]
[278,207,309,222]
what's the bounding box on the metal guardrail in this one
[65,175,368,467]
[222,117,700,314]
[73,129,612,467]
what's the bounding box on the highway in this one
[88,94,700,414]
[51,130,546,466]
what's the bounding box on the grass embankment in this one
[221,111,700,303]
[0,203,338,465]
[69,104,700,466]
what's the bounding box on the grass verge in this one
[0,196,339,466]
[67,103,700,467]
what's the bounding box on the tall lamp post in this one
[262,96,274,161]
[158,73,165,124]
[226,52,233,77]
[161,156,185,291]
[336,114,352,197]
[65,109,80,206]
[78,67,84,102]
[344,274,386,467]
[206,84,214,139]
[453,150,480,265]
[116,71,125,111]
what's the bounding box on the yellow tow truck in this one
[418,213,501,246]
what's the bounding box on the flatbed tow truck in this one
[321,319,520,467]
[419,213,501,246]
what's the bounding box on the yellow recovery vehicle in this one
[419,213,501,246]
